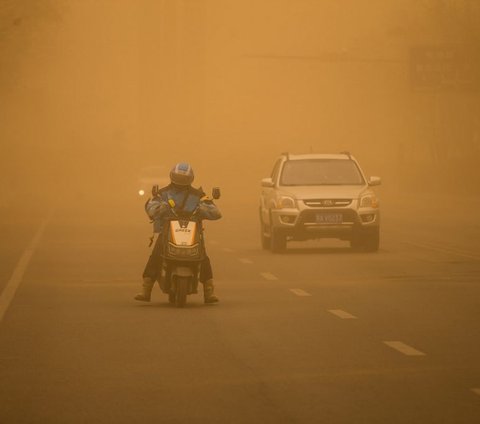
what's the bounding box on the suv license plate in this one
[316,213,342,224]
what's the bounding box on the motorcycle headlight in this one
[168,243,200,257]
[360,194,379,208]
[277,196,296,209]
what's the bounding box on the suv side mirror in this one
[368,176,381,186]
[212,187,221,200]
[261,177,274,188]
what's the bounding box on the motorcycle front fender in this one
[172,266,194,278]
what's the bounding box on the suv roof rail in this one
[281,151,290,160]
[340,151,352,159]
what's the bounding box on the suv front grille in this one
[303,199,352,207]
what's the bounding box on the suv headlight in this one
[276,196,296,209]
[359,194,379,208]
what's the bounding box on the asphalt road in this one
[1,194,480,423]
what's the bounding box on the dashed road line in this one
[328,309,357,319]
[289,289,311,297]
[383,341,426,356]
[82,278,138,282]
[472,388,480,397]
[0,213,52,324]
[260,272,278,281]
[406,241,480,261]
[238,258,253,264]
[47,282,138,288]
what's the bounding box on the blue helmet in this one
[170,162,194,186]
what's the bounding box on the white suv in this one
[259,152,381,252]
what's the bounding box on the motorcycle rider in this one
[134,162,221,304]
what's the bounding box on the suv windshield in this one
[280,159,365,186]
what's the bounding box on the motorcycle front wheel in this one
[174,276,188,308]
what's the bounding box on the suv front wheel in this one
[259,213,271,250]
[270,227,287,253]
[350,227,380,252]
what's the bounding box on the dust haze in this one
[2,2,480,421]
[1,0,479,216]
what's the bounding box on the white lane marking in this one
[471,388,480,397]
[328,309,357,319]
[383,341,426,356]
[238,258,253,264]
[222,247,234,253]
[260,272,278,281]
[289,289,311,297]
[69,282,138,287]
[406,241,480,261]
[82,278,138,282]
[0,213,52,324]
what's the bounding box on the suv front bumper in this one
[270,203,379,241]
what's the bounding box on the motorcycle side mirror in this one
[152,185,159,196]
[212,187,221,200]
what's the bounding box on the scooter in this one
[157,188,220,307]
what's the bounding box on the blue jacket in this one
[145,184,221,233]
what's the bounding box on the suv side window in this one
[271,159,282,185]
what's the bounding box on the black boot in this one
[134,277,155,302]
[203,279,219,303]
